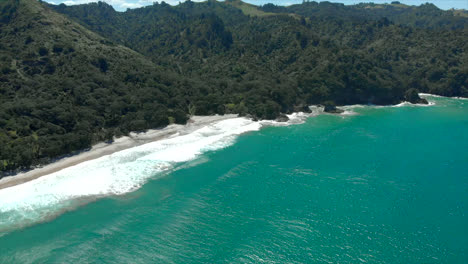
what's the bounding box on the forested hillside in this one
[1,0,467,176]
[52,0,468,104]
[0,0,190,173]
[261,1,468,30]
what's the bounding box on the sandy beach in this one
[0,115,238,190]
[0,94,449,191]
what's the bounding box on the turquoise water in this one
[0,96,467,263]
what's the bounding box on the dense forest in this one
[0,0,467,176]
[261,1,468,30]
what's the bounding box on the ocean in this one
[0,95,467,263]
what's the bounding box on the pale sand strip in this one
[0,115,238,190]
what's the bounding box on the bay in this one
[0,95,467,263]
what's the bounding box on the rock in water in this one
[405,88,429,104]
[276,114,289,122]
[322,101,344,114]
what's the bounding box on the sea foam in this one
[260,106,325,127]
[419,93,467,101]
[0,97,440,233]
[0,117,261,232]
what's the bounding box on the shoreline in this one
[0,93,456,191]
[0,114,238,191]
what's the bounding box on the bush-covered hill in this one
[261,1,468,30]
[52,0,468,104]
[0,0,191,174]
[1,0,467,176]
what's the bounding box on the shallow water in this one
[0,95,467,263]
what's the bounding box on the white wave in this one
[342,100,436,110]
[0,118,261,232]
[341,104,368,110]
[419,93,444,98]
[419,93,468,101]
[260,106,326,127]
[0,96,446,232]
[393,101,435,107]
[393,101,411,107]
[340,110,358,116]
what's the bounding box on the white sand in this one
[0,115,238,190]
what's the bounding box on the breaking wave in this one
[0,118,261,233]
[0,98,440,234]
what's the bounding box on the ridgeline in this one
[1,0,467,175]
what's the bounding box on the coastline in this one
[0,93,456,191]
[0,92,461,235]
[0,114,238,191]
